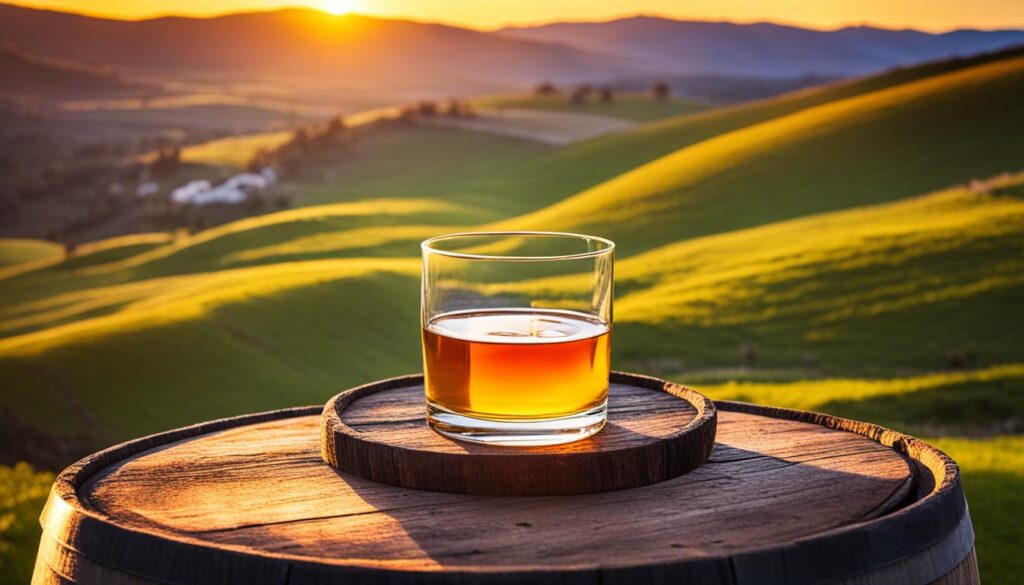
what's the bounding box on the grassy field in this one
[63,103,309,135]
[472,92,708,121]
[2,48,1023,582]
[0,239,62,272]
[0,463,53,585]
[507,181,1024,374]
[465,48,1024,218]
[179,130,294,168]
[6,181,1017,433]
[295,126,551,215]
[498,53,1024,253]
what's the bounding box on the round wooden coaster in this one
[320,371,717,496]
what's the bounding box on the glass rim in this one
[422,231,615,261]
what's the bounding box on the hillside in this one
[454,47,1024,217]
[0,48,149,100]
[0,239,62,278]
[231,47,1024,240]
[613,182,1024,371]
[5,50,1022,333]
[498,50,1024,252]
[499,15,1024,78]
[0,4,643,93]
[5,49,1017,316]
[2,172,1021,439]
[0,173,1017,431]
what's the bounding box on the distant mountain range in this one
[0,3,1022,94]
[499,16,1024,78]
[0,4,643,94]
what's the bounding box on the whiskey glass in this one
[421,231,614,446]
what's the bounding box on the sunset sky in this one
[9,0,1024,31]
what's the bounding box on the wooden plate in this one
[320,372,717,496]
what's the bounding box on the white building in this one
[171,180,212,204]
[192,185,247,206]
[170,168,277,206]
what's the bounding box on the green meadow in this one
[2,48,1023,583]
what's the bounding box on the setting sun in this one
[6,1,1024,30]
[322,0,353,15]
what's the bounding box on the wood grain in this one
[81,415,908,568]
[931,549,980,585]
[321,372,717,495]
[32,374,977,585]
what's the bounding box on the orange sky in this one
[10,0,1024,31]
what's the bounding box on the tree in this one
[416,100,438,116]
[599,87,614,103]
[569,85,592,105]
[652,80,670,100]
[292,127,313,154]
[325,115,347,137]
[534,82,558,96]
[247,148,270,173]
[443,98,472,117]
[396,105,418,124]
[150,145,181,177]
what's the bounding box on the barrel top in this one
[36,373,975,584]
[52,402,923,573]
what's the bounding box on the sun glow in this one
[322,0,355,15]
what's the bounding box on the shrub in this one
[535,82,558,95]
[652,80,670,100]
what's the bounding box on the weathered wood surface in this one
[321,373,717,495]
[33,374,978,585]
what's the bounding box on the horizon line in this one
[4,1,1024,34]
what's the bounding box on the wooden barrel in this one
[33,375,979,585]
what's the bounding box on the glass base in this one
[426,400,607,446]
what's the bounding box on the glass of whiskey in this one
[421,231,614,446]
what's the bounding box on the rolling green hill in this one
[295,125,551,215]
[0,260,421,439]
[0,200,470,339]
[548,179,1023,373]
[471,47,1024,216]
[2,176,1020,437]
[498,52,1024,253]
[0,239,61,272]
[201,47,1024,236]
[180,131,294,168]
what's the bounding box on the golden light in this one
[322,0,353,15]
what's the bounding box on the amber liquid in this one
[422,309,610,421]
